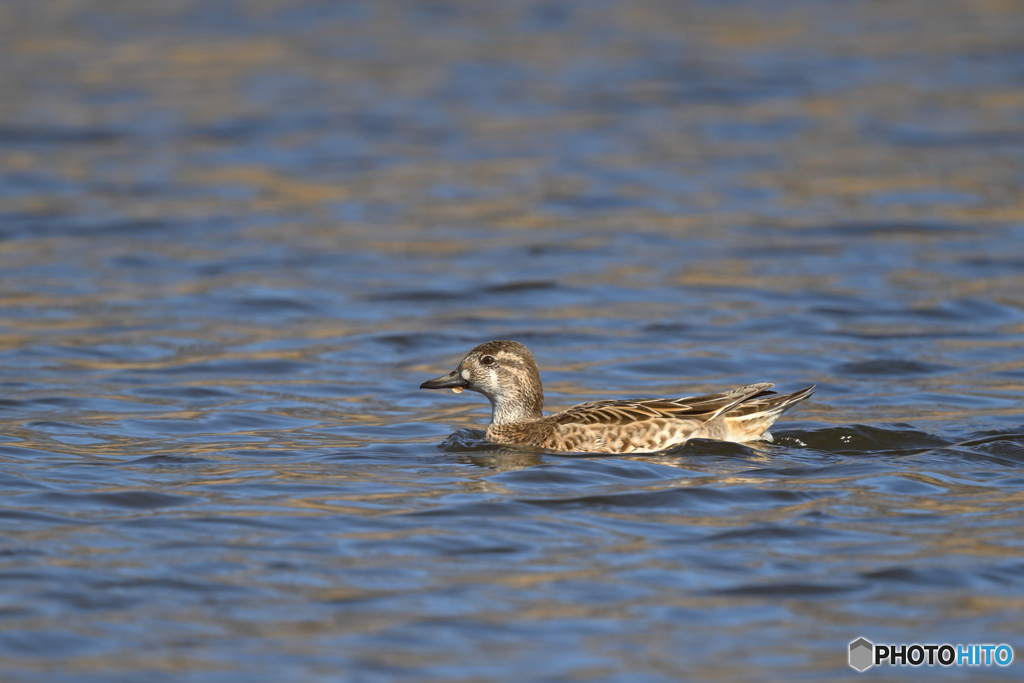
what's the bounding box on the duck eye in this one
[480,355,496,366]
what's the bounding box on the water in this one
[1,0,1023,680]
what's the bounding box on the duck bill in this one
[419,369,469,390]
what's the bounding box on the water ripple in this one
[1,0,1024,680]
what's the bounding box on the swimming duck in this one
[420,340,814,454]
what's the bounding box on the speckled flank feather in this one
[420,341,815,454]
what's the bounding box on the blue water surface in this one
[1,1,1023,681]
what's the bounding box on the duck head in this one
[420,340,544,424]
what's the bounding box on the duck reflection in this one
[457,449,547,471]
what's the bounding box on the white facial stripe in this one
[461,368,470,380]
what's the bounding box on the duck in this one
[420,340,814,454]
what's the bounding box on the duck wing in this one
[552,383,777,427]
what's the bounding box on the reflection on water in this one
[2,0,1024,680]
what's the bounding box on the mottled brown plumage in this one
[420,340,814,454]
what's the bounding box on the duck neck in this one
[488,386,544,425]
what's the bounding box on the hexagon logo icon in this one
[849,638,874,671]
